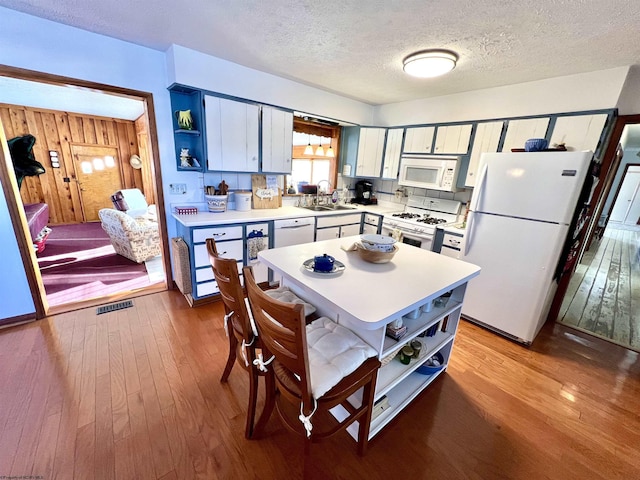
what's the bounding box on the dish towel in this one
[340,242,358,252]
[247,236,266,262]
[391,228,403,242]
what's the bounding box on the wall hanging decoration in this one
[8,134,45,189]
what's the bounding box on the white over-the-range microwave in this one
[397,155,461,192]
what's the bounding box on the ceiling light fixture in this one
[304,134,314,155]
[315,137,325,156]
[403,49,458,78]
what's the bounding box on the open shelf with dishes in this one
[331,333,456,440]
[330,283,467,441]
[380,300,460,359]
[169,84,205,172]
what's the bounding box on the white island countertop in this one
[258,235,481,330]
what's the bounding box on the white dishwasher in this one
[273,217,315,247]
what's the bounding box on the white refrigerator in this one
[461,151,592,344]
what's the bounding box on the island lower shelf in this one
[331,335,455,440]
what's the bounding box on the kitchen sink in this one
[299,204,356,212]
[300,205,330,211]
[322,205,357,211]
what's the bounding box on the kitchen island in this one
[258,235,480,439]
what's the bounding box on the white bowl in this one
[360,234,396,252]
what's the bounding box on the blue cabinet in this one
[175,220,271,305]
[170,85,205,172]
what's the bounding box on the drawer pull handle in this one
[448,239,460,245]
[212,232,226,237]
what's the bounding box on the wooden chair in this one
[243,265,380,455]
[206,238,273,439]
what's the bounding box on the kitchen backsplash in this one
[369,177,471,206]
[200,171,471,209]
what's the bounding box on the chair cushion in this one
[306,317,377,398]
[265,287,316,317]
[244,286,317,337]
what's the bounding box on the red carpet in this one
[37,222,159,306]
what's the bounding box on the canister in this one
[235,192,252,211]
[410,340,422,358]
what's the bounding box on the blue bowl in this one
[416,352,445,375]
[524,138,548,152]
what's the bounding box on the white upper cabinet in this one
[205,95,259,172]
[261,106,293,173]
[434,124,473,154]
[356,127,386,177]
[501,117,550,152]
[549,114,608,153]
[381,128,404,179]
[403,126,435,153]
[465,121,504,187]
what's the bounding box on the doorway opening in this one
[0,65,172,319]
[557,119,640,351]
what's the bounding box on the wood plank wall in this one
[0,103,149,225]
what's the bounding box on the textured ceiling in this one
[2,0,640,105]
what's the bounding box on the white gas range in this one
[381,196,461,251]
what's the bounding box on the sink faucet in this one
[316,180,332,205]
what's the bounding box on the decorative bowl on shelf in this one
[356,242,398,263]
[524,138,548,152]
[416,351,445,375]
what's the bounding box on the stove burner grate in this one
[416,217,448,225]
[392,212,421,219]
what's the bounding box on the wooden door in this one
[71,145,122,221]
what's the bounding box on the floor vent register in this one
[96,300,134,315]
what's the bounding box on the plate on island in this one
[302,258,346,276]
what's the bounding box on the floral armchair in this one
[98,208,161,263]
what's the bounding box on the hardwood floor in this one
[559,224,640,351]
[0,290,639,479]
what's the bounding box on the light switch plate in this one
[170,183,187,195]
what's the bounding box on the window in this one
[286,117,341,194]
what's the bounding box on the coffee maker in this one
[351,180,376,205]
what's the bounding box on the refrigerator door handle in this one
[470,162,489,212]
[464,210,475,256]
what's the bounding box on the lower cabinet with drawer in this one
[362,213,382,235]
[175,221,272,306]
[434,227,465,259]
